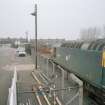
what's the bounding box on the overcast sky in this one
[0,0,105,39]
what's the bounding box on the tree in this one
[80,27,101,41]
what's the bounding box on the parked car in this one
[16,47,26,57]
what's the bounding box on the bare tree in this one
[80,27,101,41]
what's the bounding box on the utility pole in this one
[25,31,28,43]
[31,4,38,70]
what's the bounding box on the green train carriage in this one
[52,40,105,104]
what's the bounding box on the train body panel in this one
[54,47,105,89]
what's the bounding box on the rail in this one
[7,67,17,105]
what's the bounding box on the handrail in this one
[7,67,17,105]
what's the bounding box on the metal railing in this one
[7,67,17,105]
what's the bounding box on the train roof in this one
[61,39,105,51]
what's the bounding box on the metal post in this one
[31,4,38,70]
[46,58,49,77]
[58,66,64,99]
[40,55,42,69]
[53,84,56,105]
[52,62,56,105]
[35,4,38,70]
[66,71,69,80]
[52,62,55,76]
[61,69,64,99]
[70,73,83,105]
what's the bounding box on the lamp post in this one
[31,4,38,70]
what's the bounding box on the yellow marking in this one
[32,72,41,84]
[102,51,105,67]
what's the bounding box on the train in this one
[51,39,105,105]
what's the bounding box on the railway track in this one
[17,70,63,105]
[31,71,63,105]
[32,85,48,105]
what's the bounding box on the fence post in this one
[70,73,83,105]
[46,58,49,77]
[57,66,65,99]
[14,67,17,105]
[52,62,55,76]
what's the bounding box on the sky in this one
[0,0,105,40]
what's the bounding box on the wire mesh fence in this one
[36,54,83,105]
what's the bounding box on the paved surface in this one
[0,46,33,105]
[17,71,38,105]
[0,47,14,105]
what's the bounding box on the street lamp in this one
[31,4,38,70]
